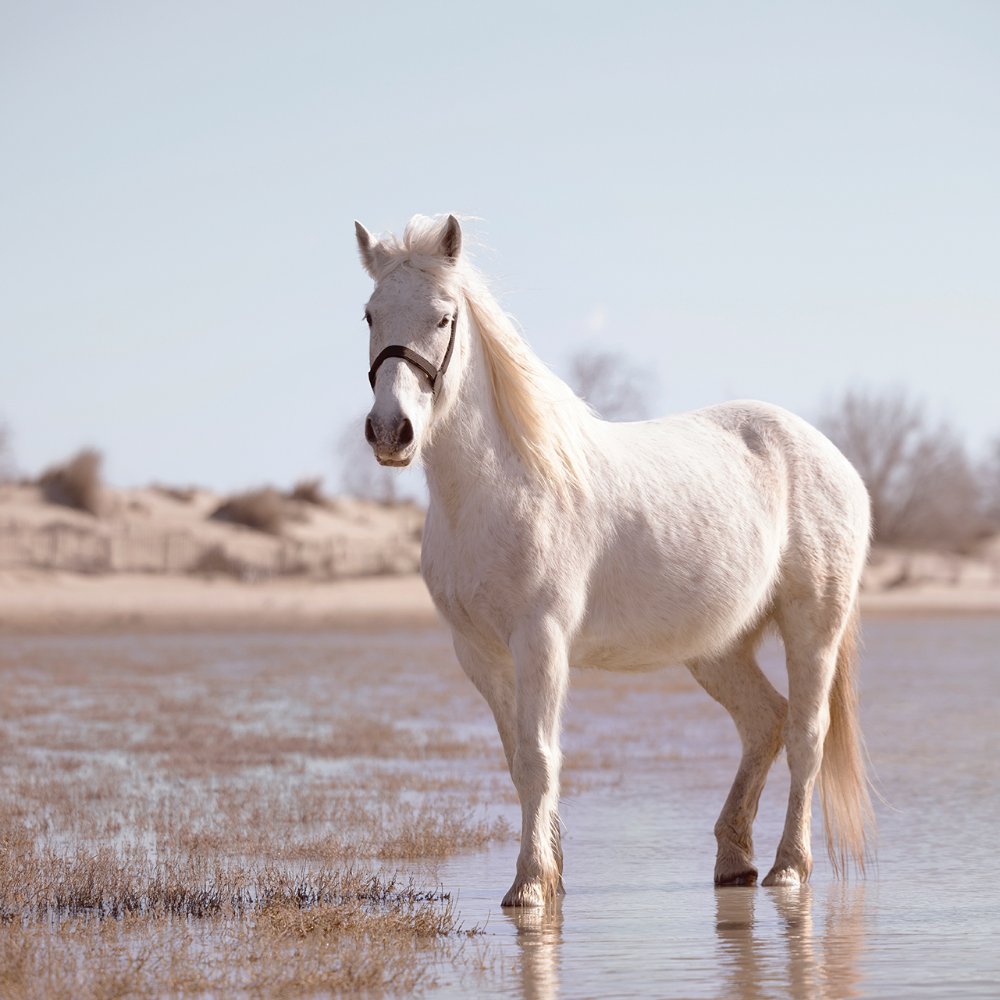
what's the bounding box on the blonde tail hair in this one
[818,605,876,877]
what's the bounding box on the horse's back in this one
[611,398,868,547]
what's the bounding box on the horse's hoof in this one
[502,881,545,907]
[761,866,803,887]
[716,868,758,887]
[502,873,561,907]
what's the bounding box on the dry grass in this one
[0,858,481,998]
[0,632,515,996]
[38,448,103,515]
[0,625,754,997]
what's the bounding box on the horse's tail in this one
[818,604,876,877]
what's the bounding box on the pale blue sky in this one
[1,1,998,490]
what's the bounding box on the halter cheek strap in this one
[368,315,457,398]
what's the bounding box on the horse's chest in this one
[421,518,488,618]
[420,511,549,640]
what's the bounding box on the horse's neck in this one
[421,321,519,522]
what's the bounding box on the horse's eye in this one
[437,315,451,328]
[364,312,372,326]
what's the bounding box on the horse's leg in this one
[452,632,565,894]
[762,607,844,886]
[502,619,569,907]
[687,628,788,886]
[452,633,517,774]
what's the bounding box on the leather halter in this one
[368,314,457,398]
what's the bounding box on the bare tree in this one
[337,416,404,504]
[818,388,984,548]
[980,437,1000,530]
[568,350,654,422]
[0,419,14,482]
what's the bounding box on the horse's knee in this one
[512,744,559,796]
[783,705,831,770]
[751,692,787,754]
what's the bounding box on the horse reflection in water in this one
[502,888,867,999]
[357,213,874,906]
[506,903,563,1000]
[715,886,869,999]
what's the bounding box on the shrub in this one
[210,488,284,534]
[289,477,326,505]
[191,545,247,577]
[39,448,103,515]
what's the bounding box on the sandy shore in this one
[0,570,439,634]
[859,586,1000,618]
[1,569,998,634]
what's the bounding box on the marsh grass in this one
[0,865,483,998]
[0,633,515,997]
[0,630,713,997]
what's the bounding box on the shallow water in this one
[1,618,996,997]
[426,618,1000,999]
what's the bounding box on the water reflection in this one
[504,901,563,1000]
[715,885,868,999]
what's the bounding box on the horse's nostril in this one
[397,418,414,447]
[364,416,376,446]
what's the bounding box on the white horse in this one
[355,214,874,907]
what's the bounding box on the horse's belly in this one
[575,538,779,669]
[570,641,685,674]
[570,599,760,672]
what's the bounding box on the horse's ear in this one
[438,214,462,263]
[355,221,387,279]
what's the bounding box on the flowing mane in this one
[368,215,597,495]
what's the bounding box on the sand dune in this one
[0,481,423,578]
[1,481,998,632]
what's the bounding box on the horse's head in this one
[355,215,463,467]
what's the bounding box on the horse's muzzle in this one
[366,413,416,466]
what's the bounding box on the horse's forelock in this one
[365,215,461,282]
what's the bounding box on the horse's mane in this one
[370,215,597,495]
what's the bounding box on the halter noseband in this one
[368,314,457,398]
